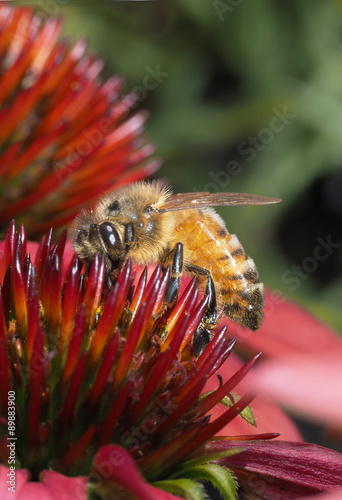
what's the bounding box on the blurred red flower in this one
[0,5,159,238]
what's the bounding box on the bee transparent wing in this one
[155,192,281,213]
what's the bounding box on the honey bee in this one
[72,181,280,351]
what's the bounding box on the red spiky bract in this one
[60,258,81,356]
[27,324,45,452]
[12,245,27,337]
[89,259,131,364]
[0,221,262,481]
[88,333,119,410]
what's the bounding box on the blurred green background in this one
[28,0,342,332]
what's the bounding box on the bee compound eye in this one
[99,223,120,251]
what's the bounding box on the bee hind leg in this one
[184,263,217,322]
[184,265,218,356]
[162,253,219,356]
[196,273,218,325]
[193,326,211,357]
[184,263,210,277]
[193,276,218,356]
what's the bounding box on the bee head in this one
[71,181,171,272]
[71,212,124,272]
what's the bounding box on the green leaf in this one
[170,448,244,477]
[181,464,236,500]
[220,392,257,427]
[152,478,204,500]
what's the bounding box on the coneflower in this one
[0,222,341,500]
[0,5,159,238]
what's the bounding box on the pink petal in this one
[207,440,342,499]
[93,445,184,500]
[0,467,87,500]
[40,470,87,500]
[205,352,303,441]
[218,291,342,428]
[17,483,55,500]
[227,290,342,359]
[253,354,342,426]
[302,489,342,500]
[0,466,30,500]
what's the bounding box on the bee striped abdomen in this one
[215,233,264,330]
[170,208,265,331]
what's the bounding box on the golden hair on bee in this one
[72,180,281,350]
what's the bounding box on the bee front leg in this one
[161,242,184,307]
[106,256,123,289]
[106,223,135,289]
